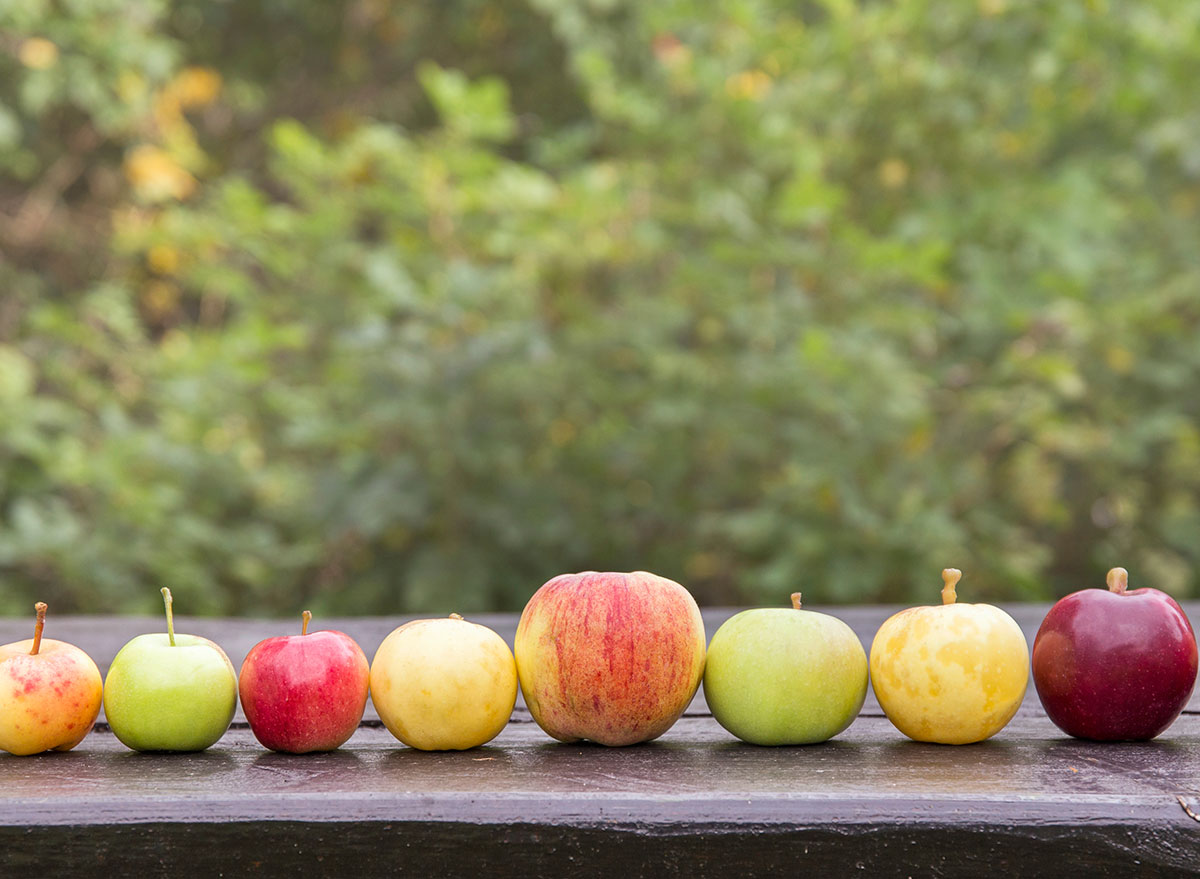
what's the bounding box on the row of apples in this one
[0,567,1193,755]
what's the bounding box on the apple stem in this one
[161,586,176,647]
[941,568,961,605]
[301,610,312,635]
[449,613,463,620]
[1107,567,1129,595]
[791,593,803,610]
[30,602,47,655]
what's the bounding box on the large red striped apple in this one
[515,571,706,746]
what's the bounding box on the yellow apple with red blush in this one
[0,603,103,755]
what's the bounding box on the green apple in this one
[103,588,238,752]
[703,593,868,745]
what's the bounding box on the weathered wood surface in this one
[2,605,1199,877]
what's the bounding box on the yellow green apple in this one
[103,588,238,752]
[514,570,707,746]
[0,603,103,756]
[870,568,1029,744]
[703,593,867,745]
[369,613,517,750]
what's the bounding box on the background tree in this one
[2,0,1200,614]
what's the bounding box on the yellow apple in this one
[369,614,518,750]
[869,569,1029,745]
[0,603,104,756]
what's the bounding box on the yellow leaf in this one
[117,70,147,104]
[996,131,1025,158]
[725,70,772,101]
[462,311,488,335]
[125,145,196,201]
[140,280,179,320]
[697,316,724,343]
[817,483,839,513]
[238,443,264,471]
[18,38,59,70]
[904,424,932,456]
[1105,345,1134,374]
[686,552,720,579]
[878,158,910,189]
[173,67,222,108]
[146,244,180,275]
[160,329,191,360]
[203,426,231,453]
[549,419,577,446]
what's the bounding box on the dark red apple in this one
[239,611,370,753]
[1032,567,1198,741]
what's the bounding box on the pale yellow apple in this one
[369,614,518,750]
[869,569,1029,745]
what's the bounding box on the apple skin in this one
[104,634,238,752]
[369,615,517,750]
[514,570,707,747]
[703,598,868,745]
[1032,570,1198,741]
[870,570,1029,745]
[0,638,103,756]
[239,629,370,753]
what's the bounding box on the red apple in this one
[1032,567,1198,741]
[239,611,370,753]
[514,570,707,746]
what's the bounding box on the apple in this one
[369,613,517,750]
[870,568,1029,745]
[239,610,370,753]
[703,593,867,745]
[514,570,706,747]
[103,588,238,752]
[0,603,103,756]
[1032,566,1198,741]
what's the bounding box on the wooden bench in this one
[3,606,1198,876]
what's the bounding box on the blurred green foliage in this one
[3,0,1200,614]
